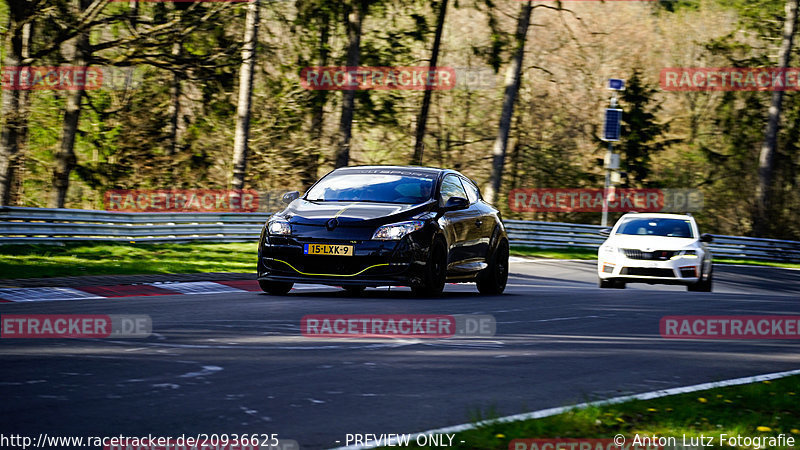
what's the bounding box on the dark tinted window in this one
[460,177,480,204]
[440,175,468,205]
[616,218,694,238]
[306,171,435,204]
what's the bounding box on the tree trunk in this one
[484,2,533,205]
[0,1,33,206]
[753,0,798,236]
[412,0,448,166]
[50,23,91,208]
[303,12,331,188]
[334,0,365,169]
[166,41,184,158]
[231,0,260,191]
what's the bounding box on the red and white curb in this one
[0,259,531,303]
[0,281,331,303]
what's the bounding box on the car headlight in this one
[672,249,698,259]
[267,219,291,236]
[372,220,424,241]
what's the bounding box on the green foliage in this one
[4,0,800,239]
[618,69,674,187]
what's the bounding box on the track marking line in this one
[328,367,800,450]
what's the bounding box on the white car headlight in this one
[672,249,698,259]
[601,245,617,254]
[267,219,292,236]
[372,220,424,241]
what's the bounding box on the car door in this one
[460,176,492,260]
[440,174,482,266]
[439,174,474,265]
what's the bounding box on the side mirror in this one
[444,196,469,211]
[700,233,713,243]
[282,191,300,204]
[599,227,611,237]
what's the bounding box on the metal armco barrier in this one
[0,206,271,244]
[1,207,799,263]
[504,220,800,263]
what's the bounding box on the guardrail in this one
[504,220,800,263]
[0,206,271,244]
[2,207,799,263]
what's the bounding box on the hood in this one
[604,234,698,251]
[280,199,435,227]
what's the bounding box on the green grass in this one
[0,242,257,279]
[710,258,800,269]
[0,242,796,280]
[510,246,800,268]
[510,246,597,260]
[381,376,800,449]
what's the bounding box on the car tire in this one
[412,239,447,297]
[259,280,293,295]
[599,278,625,289]
[476,239,509,295]
[343,286,367,296]
[688,268,713,292]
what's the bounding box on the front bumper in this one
[258,231,430,287]
[597,253,702,285]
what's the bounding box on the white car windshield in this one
[616,218,695,238]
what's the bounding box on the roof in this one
[336,165,447,174]
[620,212,696,220]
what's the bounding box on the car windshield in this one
[306,171,435,204]
[616,218,694,238]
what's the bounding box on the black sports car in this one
[257,166,509,296]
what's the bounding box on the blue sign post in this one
[603,108,623,142]
[608,78,626,91]
[601,79,625,226]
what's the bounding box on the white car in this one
[597,213,713,291]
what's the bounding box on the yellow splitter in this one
[304,243,354,256]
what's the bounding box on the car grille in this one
[623,249,677,260]
[621,267,675,277]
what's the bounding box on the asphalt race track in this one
[2,260,800,449]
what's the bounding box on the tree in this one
[334,0,367,168]
[484,1,532,205]
[0,0,36,205]
[50,0,93,208]
[618,69,674,187]
[231,0,260,191]
[296,0,339,187]
[753,0,799,236]
[412,0,448,166]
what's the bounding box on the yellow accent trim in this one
[333,202,360,219]
[272,259,390,277]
